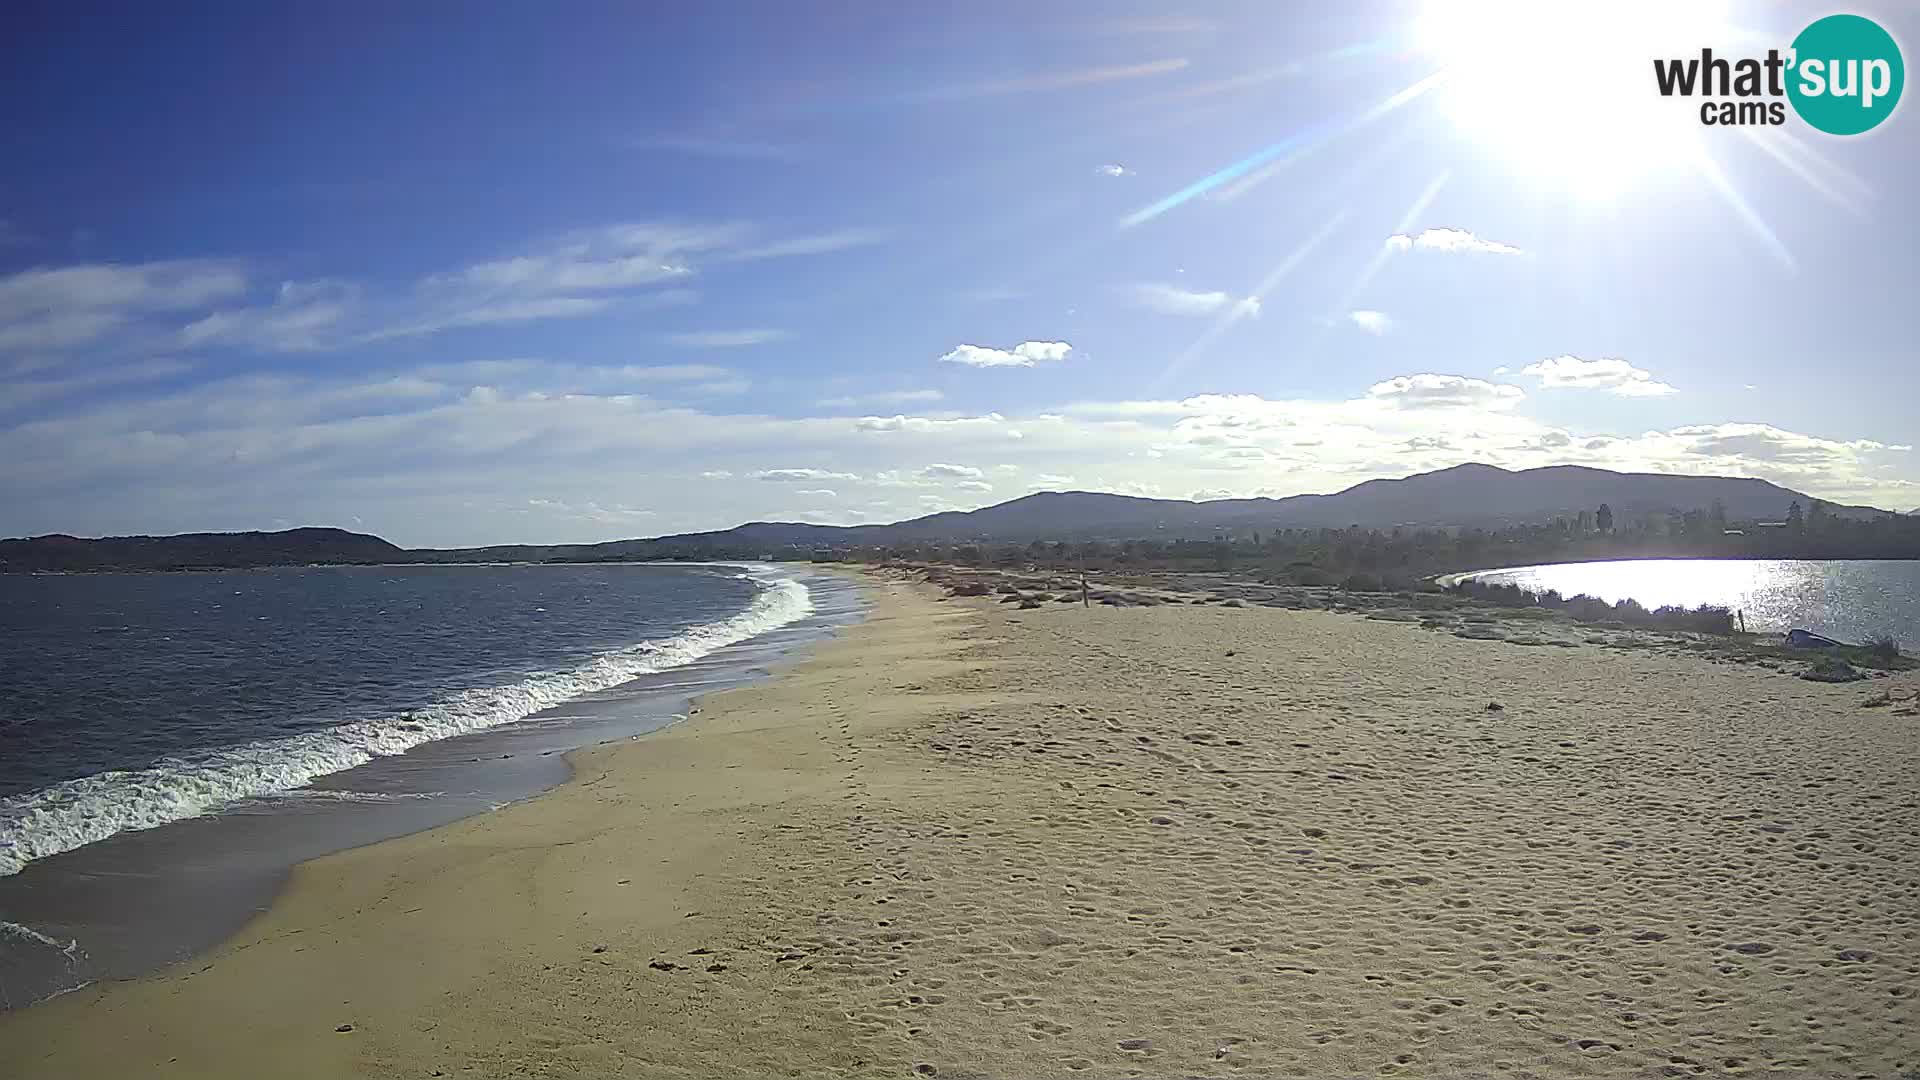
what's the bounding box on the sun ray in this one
[1120,69,1446,229]
[1150,212,1351,393]
[1332,170,1452,316]
[1735,126,1872,217]
[1688,147,1795,272]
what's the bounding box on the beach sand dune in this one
[4,571,1916,1078]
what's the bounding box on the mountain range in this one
[0,464,1889,571]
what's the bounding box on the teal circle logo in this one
[1788,14,1904,135]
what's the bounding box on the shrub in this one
[1801,657,1864,683]
[1865,635,1903,662]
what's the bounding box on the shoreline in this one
[4,566,1915,1078]
[0,564,858,1010]
[2,566,927,1077]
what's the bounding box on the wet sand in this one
[4,569,1916,1078]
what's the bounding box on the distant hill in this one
[0,527,405,572]
[6,464,1892,571]
[591,463,1882,553]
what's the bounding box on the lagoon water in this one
[1461,559,1919,645]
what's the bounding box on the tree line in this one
[814,499,1920,587]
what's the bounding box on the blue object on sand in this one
[1785,628,1849,649]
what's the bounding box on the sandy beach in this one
[4,568,1916,1078]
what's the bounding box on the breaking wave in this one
[0,568,812,877]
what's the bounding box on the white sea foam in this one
[0,920,80,958]
[246,789,446,804]
[0,567,813,878]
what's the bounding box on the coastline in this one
[0,563,858,1009]
[4,567,1916,1078]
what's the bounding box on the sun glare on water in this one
[1415,0,1741,199]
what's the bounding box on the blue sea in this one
[0,562,851,1007]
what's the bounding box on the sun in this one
[1414,0,1740,199]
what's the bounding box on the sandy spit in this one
[3,569,1916,1079]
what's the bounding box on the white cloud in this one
[181,280,358,351]
[0,310,126,351]
[1385,228,1523,255]
[817,388,944,408]
[939,341,1073,368]
[0,260,248,352]
[1347,309,1393,335]
[0,358,195,413]
[1096,164,1133,177]
[955,480,994,492]
[662,329,787,347]
[1520,355,1678,397]
[1366,373,1525,410]
[1130,283,1260,318]
[794,488,838,498]
[855,413,1006,433]
[920,463,984,480]
[605,364,732,382]
[749,468,860,482]
[0,260,247,322]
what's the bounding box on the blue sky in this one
[3,0,1916,545]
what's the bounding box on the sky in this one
[3,0,1917,546]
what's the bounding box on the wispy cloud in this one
[730,229,886,260]
[619,135,799,161]
[147,222,864,352]
[1096,164,1133,177]
[1347,309,1393,335]
[913,58,1188,103]
[1385,228,1522,255]
[1130,283,1259,319]
[0,357,195,412]
[1087,16,1218,34]
[939,341,1073,368]
[0,260,247,352]
[662,329,787,347]
[920,462,984,480]
[1521,355,1678,397]
[182,280,359,351]
[818,388,944,408]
